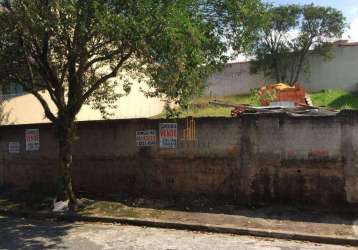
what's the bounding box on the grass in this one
[153,95,256,118]
[152,89,358,118]
[310,89,358,109]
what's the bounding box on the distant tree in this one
[0,0,264,209]
[250,4,347,85]
[0,100,9,124]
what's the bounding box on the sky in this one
[266,0,358,41]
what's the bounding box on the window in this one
[14,84,23,94]
[1,83,24,96]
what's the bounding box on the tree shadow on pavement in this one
[0,216,75,249]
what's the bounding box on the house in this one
[205,41,358,97]
[0,5,167,125]
[0,80,166,125]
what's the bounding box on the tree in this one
[250,4,347,85]
[0,0,264,209]
[0,100,10,124]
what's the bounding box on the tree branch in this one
[29,89,57,122]
[22,42,57,122]
[84,49,122,71]
[75,51,133,114]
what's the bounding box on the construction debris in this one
[209,83,338,117]
[209,100,338,117]
[259,83,308,106]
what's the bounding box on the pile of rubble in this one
[210,83,338,117]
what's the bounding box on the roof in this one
[227,61,250,66]
[338,42,358,47]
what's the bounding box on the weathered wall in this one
[205,62,267,96]
[0,112,357,206]
[205,45,358,96]
[300,45,358,92]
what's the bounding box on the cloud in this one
[348,7,358,16]
[344,18,358,42]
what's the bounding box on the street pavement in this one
[0,215,355,250]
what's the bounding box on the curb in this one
[1,209,357,247]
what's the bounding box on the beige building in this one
[1,80,166,125]
[205,41,358,96]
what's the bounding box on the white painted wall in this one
[205,45,358,96]
[300,45,358,92]
[205,62,267,97]
[76,81,165,121]
[2,81,165,125]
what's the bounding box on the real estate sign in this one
[8,142,20,154]
[159,123,177,149]
[136,130,156,147]
[25,129,40,151]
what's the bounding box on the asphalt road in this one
[0,215,355,250]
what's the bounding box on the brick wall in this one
[0,112,357,206]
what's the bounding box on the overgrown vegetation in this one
[154,89,358,118]
[153,95,255,118]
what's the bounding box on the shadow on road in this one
[0,216,75,249]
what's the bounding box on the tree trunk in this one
[293,46,310,84]
[56,118,78,210]
[272,53,281,83]
[293,58,303,84]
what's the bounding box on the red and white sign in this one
[136,130,156,147]
[159,123,177,149]
[25,129,40,151]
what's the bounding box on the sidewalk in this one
[0,190,357,246]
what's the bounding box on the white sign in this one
[25,129,40,151]
[159,123,177,149]
[8,142,20,154]
[136,130,156,147]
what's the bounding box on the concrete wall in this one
[205,62,267,96]
[300,45,358,92]
[0,113,358,206]
[206,45,358,96]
